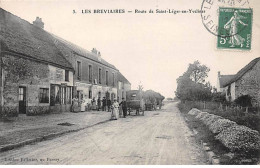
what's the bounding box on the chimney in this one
[218,71,221,77]
[91,48,98,54]
[33,17,44,29]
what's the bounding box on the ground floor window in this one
[50,84,61,106]
[61,87,66,104]
[39,88,49,103]
[66,87,72,104]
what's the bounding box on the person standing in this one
[107,98,111,112]
[119,97,127,118]
[102,97,106,111]
[97,97,101,111]
[111,99,119,120]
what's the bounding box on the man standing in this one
[97,97,101,111]
[107,98,111,112]
[120,98,127,118]
[102,97,106,111]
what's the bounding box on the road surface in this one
[0,102,206,165]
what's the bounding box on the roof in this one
[219,75,235,88]
[51,34,118,70]
[0,8,73,70]
[223,57,260,87]
[118,71,131,84]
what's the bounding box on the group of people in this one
[110,98,127,120]
[74,96,128,120]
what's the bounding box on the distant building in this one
[223,57,260,106]
[216,71,234,93]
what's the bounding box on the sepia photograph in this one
[0,0,260,165]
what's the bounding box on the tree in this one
[175,61,212,101]
[185,60,210,84]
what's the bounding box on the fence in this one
[183,101,260,115]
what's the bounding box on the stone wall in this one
[235,60,260,106]
[1,54,50,117]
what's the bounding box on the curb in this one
[201,141,220,165]
[0,119,110,153]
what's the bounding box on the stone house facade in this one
[0,8,131,116]
[223,57,260,106]
[117,72,131,102]
[216,71,234,93]
[0,8,74,117]
[52,36,121,105]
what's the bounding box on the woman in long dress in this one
[111,99,119,120]
[224,10,248,47]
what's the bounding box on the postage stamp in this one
[217,7,252,50]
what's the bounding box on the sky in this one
[1,0,260,98]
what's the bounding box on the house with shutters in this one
[0,8,74,117]
[223,57,260,106]
[0,8,131,117]
[52,36,120,105]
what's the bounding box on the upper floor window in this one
[88,65,92,82]
[98,68,102,84]
[112,73,115,87]
[106,71,108,85]
[65,70,69,82]
[76,61,81,80]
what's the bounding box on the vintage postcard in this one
[0,0,260,166]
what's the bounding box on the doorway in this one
[19,86,26,114]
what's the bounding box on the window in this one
[106,71,108,85]
[66,87,71,104]
[61,87,66,104]
[50,84,61,106]
[65,70,69,82]
[76,61,81,80]
[39,88,49,103]
[89,90,92,99]
[98,68,102,84]
[112,73,115,87]
[88,65,92,82]
[19,87,24,101]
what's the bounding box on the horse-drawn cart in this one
[126,90,145,116]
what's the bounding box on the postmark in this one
[201,0,251,37]
[217,8,252,50]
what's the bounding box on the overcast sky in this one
[1,0,260,98]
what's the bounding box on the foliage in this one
[215,125,260,152]
[212,92,227,103]
[209,119,237,134]
[175,61,212,101]
[234,95,252,107]
[185,60,210,83]
[180,101,260,132]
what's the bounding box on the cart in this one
[126,90,145,116]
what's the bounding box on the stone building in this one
[117,72,131,102]
[52,36,120,104]
[223,57,260,106]
[0,8,74,117]
[0,8,131,116]
[216,71,234,93]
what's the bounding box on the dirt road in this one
[0,102,206,165]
